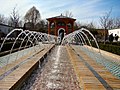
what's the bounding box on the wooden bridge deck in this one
[66,45,120,90]
[0,44,55,90]
[0,45,120,90]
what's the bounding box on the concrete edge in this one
[84,45,120,62]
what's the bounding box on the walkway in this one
[0,44,55,90]
[66,45,120,90]
[0,45,120,90]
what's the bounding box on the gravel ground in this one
[20,46,80,90]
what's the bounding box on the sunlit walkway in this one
[67,45,120,90]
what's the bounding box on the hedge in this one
[90,42,120,55]
[98,42,120,46]
[99,43,120,55]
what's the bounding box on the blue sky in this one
[0,0,120,25]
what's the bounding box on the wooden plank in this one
[66,45,106,90]
[71,45,120,90]
[0,44,55,90]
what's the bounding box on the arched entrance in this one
[58,28,65,44]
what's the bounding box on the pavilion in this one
[47,14,76,37]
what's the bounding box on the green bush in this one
[94,43,120,55]
[88,41,120,55]
[98,42,120,46]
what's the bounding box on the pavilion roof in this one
[46,14,76,21]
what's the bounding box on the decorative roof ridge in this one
[47,14,76,20]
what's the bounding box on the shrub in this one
[96,43,120,55]
[88,41,120,55]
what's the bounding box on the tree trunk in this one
[104,29,106,44]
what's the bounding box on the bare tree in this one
[18,20,23,27]
[87,22,96,29]
[113,17,120,28]
[100,9,112,44]
[75,21,81,28]
[35,20,48,33]
[24,6,41,26]
[77,21,97,29]
[63,11,73,18]
[0,14,5,24]
[8,7,20,27]
[102,17,120,30]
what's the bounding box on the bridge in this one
[0,28,120,90]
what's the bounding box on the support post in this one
[48,22,50,35]
[65,21,68,34]
[55,21,57,36]
[72,22,74,32]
